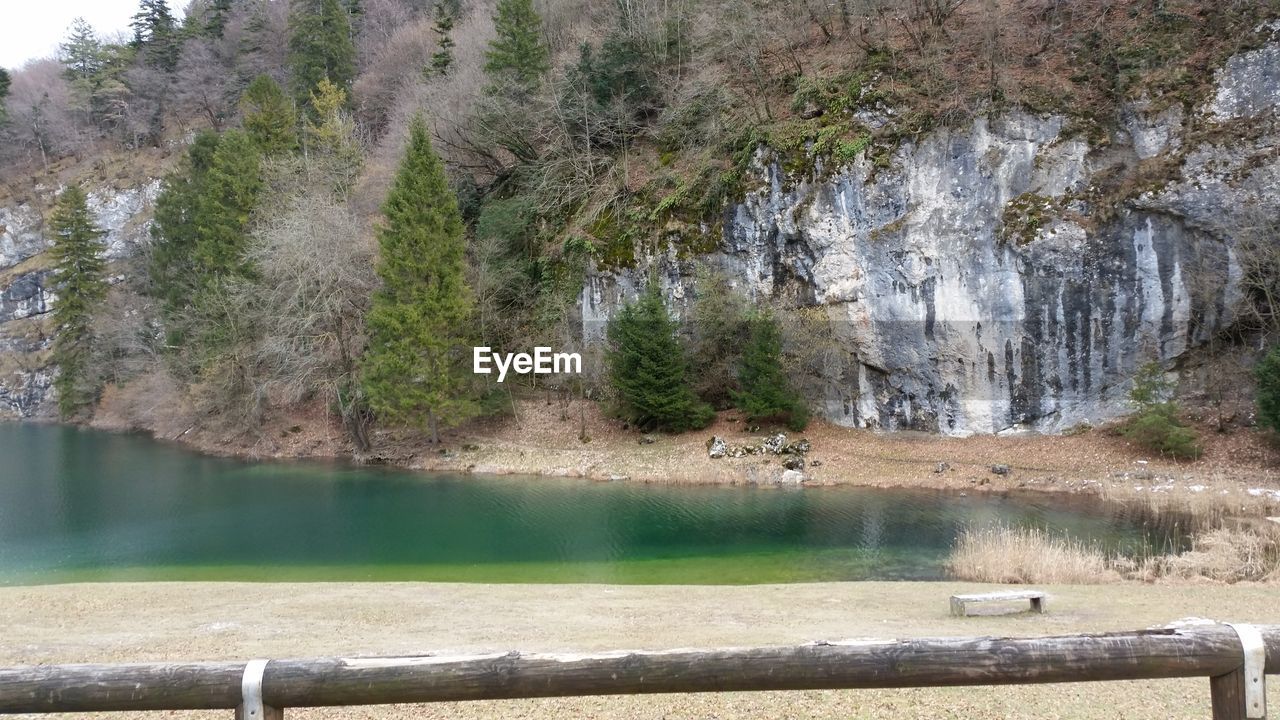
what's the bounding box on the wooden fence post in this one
[1210,668,1248,720]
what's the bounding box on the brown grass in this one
[1139,526,1280,584]
[946,526,1121,584]
[948,524,1280,585]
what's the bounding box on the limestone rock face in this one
[580,39,1280,436]
[0,180,159,419]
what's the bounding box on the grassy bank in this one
[2,581,1277,719]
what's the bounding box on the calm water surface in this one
[0,423,1187,584]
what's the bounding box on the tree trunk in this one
[429,409,439,445]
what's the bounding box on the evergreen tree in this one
[606,284,713,432]
[149,130,262,340]
[362,114,475,443]
[1255,346,1280,434]
[484,0,550,94]
[1120,362,1201,460]
[240,75,298,156]
[193,130,264,281]
[131,0,180,71]
[0,68,10,124]
[287,0,357,112]
[733,312,808,431]
[48,186,108,418]
[151,131,222,325]
[688,268,750,408]
[303,78,361,191]
[202,0,235,39]
[429,3,456,77]
[60,18,105,86]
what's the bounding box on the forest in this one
[2,0,1278,452]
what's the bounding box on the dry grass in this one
[1101,478,1280,525]
[5,580,1279,719]
[948,524,1280,585]
[1139,526,1280,584]
[946,526,1121,584]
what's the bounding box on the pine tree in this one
[429,3,456,77]
[48,186,108,418]
[606,284,713,433]
[193,130,264,281]
[240,75,298,157]
[131,0,180,71]
[484,0,550,94]
[362,114,475,443]
[733,312,808,431]
[303,78,361,191]
[60,18,105,86]
[202,0,235,39]
[287,0,357,112]
[151,131,222,325]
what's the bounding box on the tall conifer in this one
[287,0,357,112]
[193,130,263,282]
[48,186,107,418]
[484,0,550,93]
[733,312,808,431]
[240,75,298,157]
[606,285,713,432]
[362,114,474,443]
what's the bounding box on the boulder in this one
[762,433,787,454]
[779,469,807,485]
[782,456,805,471]
[706,436,727,459]
[784,438,811,454]
[991,464,1011,476]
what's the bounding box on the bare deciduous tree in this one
[2,60,87,167]
[246,192,378,449]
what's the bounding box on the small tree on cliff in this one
[606,284,713,432]
[734,311,809,431]
[361,113,474,443]
[49,185,108,418]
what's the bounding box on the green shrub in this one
[1120,363,1200,460]
[1121,403,1201,460]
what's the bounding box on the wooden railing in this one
[0,624,1275,719]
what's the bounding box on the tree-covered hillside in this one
[2,0,1278,446]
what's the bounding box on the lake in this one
[0,423,1187,584]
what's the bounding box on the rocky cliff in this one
[0,181,159,419]
[581,29,1280,435]
[2,34,1277,434]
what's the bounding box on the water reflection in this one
[0,423,1189,584]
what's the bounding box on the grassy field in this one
[1,580,1276,719]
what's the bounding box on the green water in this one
[0,423,1186,585]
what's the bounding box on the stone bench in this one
[950,590,1046,617]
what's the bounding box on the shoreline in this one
[80,395,1280,515]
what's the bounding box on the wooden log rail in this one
[0,624,1276,719]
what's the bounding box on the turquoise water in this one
[0,423,1186,584]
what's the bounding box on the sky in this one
[0,0,182,70]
